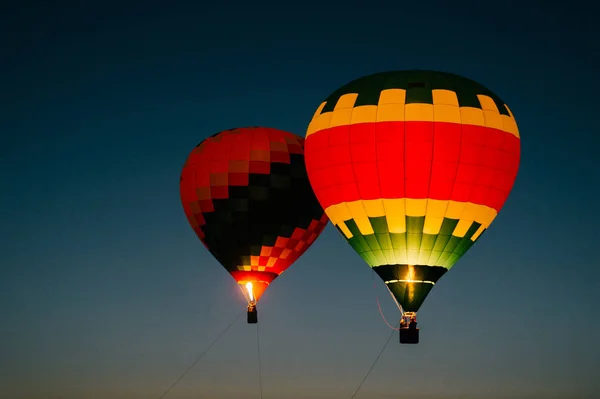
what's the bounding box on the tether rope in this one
[158,309,243,399]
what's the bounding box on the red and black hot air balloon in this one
[180,127,329,323]
[304,70,520,343]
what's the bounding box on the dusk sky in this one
[1,1,599,398]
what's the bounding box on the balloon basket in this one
[247,304,258,324]
[399,327,419,344]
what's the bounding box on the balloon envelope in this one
[180,127,329,304]
[304,70,520,312]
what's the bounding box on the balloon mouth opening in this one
[236,279,270,305]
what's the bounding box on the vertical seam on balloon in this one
[371,111,382,263]
[420,88,437,267]
[426,100,442,267]
[347,101,377,266]
[463,109,490,237]
[473,126,504,241]
[402,98,409,267]
[462,124,484,250]
[365,113,382,263]
[325,101,353,243]
[373,106,392,266]
[374,78,394,266]
[437,102,464,268]
[486,128,511,219]
[444,106,466,267]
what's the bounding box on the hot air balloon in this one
[304,70,520,343]
[180,127,329,324]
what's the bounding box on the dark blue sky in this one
[1,1,599,398]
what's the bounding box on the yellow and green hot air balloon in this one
[303,70,520,343]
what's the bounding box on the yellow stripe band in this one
[306,89,519,138]
[326,199,496,240]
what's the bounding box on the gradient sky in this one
[1,1,599,398]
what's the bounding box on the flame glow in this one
[245,282,255,303]
[406,266,415,302]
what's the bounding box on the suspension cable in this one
[256,322,264,399]
[384,283,403,313]
[376,292,401,331]
[349,321,398,399]
[158,309,243,399]
[372,270,402,331]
